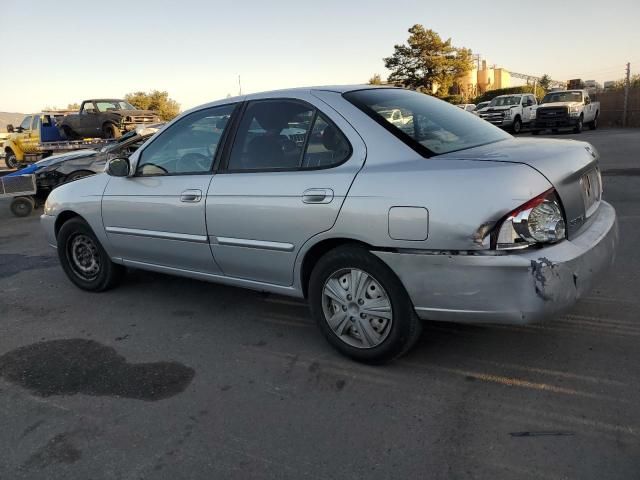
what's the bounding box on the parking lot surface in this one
[1,129,639,479]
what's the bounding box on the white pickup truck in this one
[533,89,599,134]
[478,93,537,133]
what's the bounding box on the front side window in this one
[136,104,235,176]
[227,100,350,171]
[344,88,510,156]
[19,116,32,130]
[82,102,97,114]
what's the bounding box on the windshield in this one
[94,100,136,112]
[489,95,521,107]
[541,91,583,104]
[344,89,510,155]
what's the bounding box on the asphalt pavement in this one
[0,129,639,479]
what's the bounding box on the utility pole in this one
[623,63,630,127]
[238,75,242,96]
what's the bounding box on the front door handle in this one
[180,189,202,203]
[302,188,334,204]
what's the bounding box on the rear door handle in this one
[180,189,202,203]
[302,188,334,204]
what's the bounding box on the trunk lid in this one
[440,138,601,238]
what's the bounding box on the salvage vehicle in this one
[57,99,161,140]
[42,86,618,363]
[473,101,490,115]
[478,93,537,133]
[533,89,599,134]
[35,124,163,194]
[3,113,113,168]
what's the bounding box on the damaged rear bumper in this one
[373,201,618,325]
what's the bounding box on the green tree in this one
[538,74,551,91]
[383,25,473,97]
[124,90,180,121]
[368,73,383,85]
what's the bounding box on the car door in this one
[521,96,532,122]
[206,94,365,286]
[584,94,593,121]
[101,103,237,273]
[78,101,101,137]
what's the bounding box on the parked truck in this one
[477,93,538,133]
[3,113,113,168]
[532,89,599,134]
[57,99,161,140]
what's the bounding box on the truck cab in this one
[478,94,537,133]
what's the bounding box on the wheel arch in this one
[54,210,85,238]
[300,237,374,298]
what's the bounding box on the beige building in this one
[455,60,511,99]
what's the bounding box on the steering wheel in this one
[176,153,210,173]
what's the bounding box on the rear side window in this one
[344,89,510,156]
[227,99,351,171]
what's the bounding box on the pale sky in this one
[1,0,638,113]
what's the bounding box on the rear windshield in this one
[344,89,510,156]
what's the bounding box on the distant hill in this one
[0,112,25,132]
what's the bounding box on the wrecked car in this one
[57,99,161,139]
[42,86,617,363]
[34,124,163,193]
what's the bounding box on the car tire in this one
[65,170,95,183]
[103,123,122,139]
[10,196,35,217]
[59,125,77,140]
[5,149,18,169]
[573,115,583,134]
[308,245,422,364]
[57,217,125,292]
[589,115,598,130]
[511,116,522,134]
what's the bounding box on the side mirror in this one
[6,124,14,133]
[106,157,130,177]
[16,126,24,133]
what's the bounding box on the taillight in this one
[493,188,566,250]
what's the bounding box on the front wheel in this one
[511,116,522,134]
[65,170,95,183]
[103,123,122,139]
[57,217,125,291]
[309,246,422,364]
[573,115,584,134]
[5,149,18,169]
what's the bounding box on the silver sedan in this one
[41,86,618,363]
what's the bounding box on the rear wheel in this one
[10,196,34,217]
[5,149,18,169]
[57,217,125,291]
[103,123,122,139]
[573,115,584,134]
[589,115,598,130]
[309,246,422,364]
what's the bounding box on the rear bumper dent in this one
[374,201,618,325]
